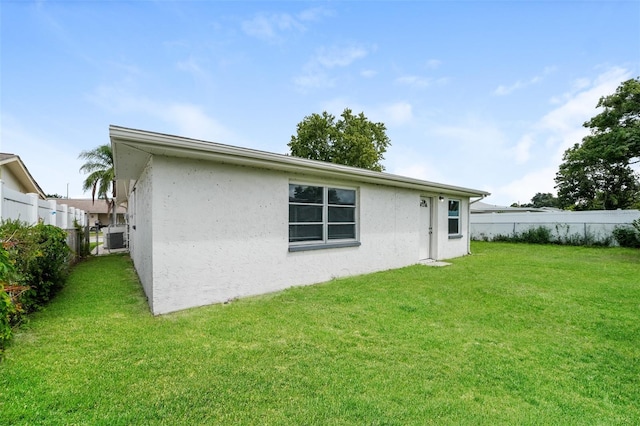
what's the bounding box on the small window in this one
[448,199,460,235]
[289,184,357,247]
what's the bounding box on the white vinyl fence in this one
[0,180,87,228]
[471,209,640,245]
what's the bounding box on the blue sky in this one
[2,1,639,204]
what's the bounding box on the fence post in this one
[68,207,75,229]
[47,199,57,225]
[27,193,39,225]
[60,204,68,229]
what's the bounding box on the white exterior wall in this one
[129,158,155,309]
[434,196,471,260]
[130,156,472,315]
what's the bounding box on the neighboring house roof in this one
[52,198,126,214]
[471,201,562,214]
[110,125,490,203]
[0,153,46,199]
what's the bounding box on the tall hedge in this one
[0,220,72,314]
[0,246,16,351]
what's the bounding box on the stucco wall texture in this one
[130,156,471,315]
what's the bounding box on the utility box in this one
[104,226,126,249]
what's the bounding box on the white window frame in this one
[448,199,461,237]
[288,183,360,252]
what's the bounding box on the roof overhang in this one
[110,125,490,203]
[0,154,46,199]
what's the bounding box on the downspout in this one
[468,194,488,254]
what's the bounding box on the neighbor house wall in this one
[1,167,28,193]
[134,156,469,314]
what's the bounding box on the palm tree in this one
[78,144,115,224]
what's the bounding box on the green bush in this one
[0,220,72,313]
[516,226,553,244]
[0,246,16,351]
[612,225,640,248]
[478,225,613,247]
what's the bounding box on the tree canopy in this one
[288,108,391,171]
[555,77,640,210]
[78,144,115,203]
[511,192,560,209]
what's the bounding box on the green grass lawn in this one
[1,242,639,425]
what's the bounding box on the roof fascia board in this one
[110,125,490,198]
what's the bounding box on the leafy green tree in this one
[529,192,560,208]
[78,144,115,221]
[513,192,560,208]
[288,108,391,171]
[555,78,640,210]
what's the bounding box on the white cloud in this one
[493,66,557,96]
[513,134,534,164]
[294,43,371,91]
[379,102,413,126]
[361,69,377,78]
[0,113,87,198]
[241,13,303,42]
[433,117,508,152]
[297,6,333,22]
[315,45,368,69]
[395,75,432,89]
[537,66,631,157]
[488,66,633,205]
[319,98,413,127]
[387,147,447,183]
[161,104,232,142]
[391,162,444,182]
[293,72,336,91]
[494,167,558,205]
[177,57,205,76]
[241,7,331,43]
[88,86,239,143]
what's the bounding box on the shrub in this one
[0,220,72,313]
[612,226,640,248]
[476,225,613,247]
[0,246,16,351]
[516,226,553,244]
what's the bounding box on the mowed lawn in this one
[1,242,639,425]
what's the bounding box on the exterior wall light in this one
[439,196,445,202]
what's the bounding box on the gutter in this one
[470,194,489,204]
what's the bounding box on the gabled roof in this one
[110,125,490,203]
[0,153,46,199]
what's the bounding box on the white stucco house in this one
[111,126,490,315]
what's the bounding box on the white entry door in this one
[419,197,432,260]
